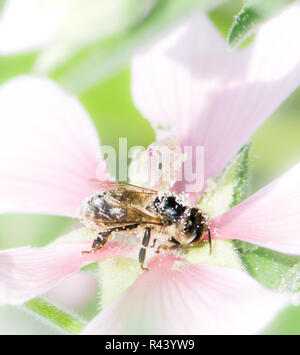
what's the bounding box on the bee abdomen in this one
[80,193,127,223]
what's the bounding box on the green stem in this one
[22,297,87,335]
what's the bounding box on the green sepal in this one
[98,258,141,308]
[235,241,300,293]
[228,0,296,49]
[228,145,300,292]
[198,143,251,219]
[23,297,87,335]
[192,144,252,273]
[185,240,244,272]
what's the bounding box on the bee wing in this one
[108,195,163,225]
[86,179,162,225]
[88,179,158,195]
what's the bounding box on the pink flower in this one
[1,5,300,334]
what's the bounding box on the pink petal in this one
[0,76,108,217]
[44,272,98,311]
[0,241,132,305]
[212,161,300,255]
[131,5,300,189]
[83,255,287,335]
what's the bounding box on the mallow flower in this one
[1,5,300,335]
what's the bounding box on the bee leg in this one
[155,244,170,254]
[92,231,110,249]
[155,236,179,254]
[139,247,149,271]
[150,238,157,248]
[139,227,151,271]
[82,223,140,255]
[81,230,111,255]
[208,229,212,255]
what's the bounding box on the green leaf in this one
[198,143,251,218]
[231,143,252,207]
[228,0,295,49]
[23,297,87,335]
[235,242,300,292]
[46,0,224,94]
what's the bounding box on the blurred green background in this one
[0,0,300,334]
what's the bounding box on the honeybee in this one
[80,180,211,270]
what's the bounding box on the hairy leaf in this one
[235,241,300,292]
[24,297,87,335]
[228,0,295,49]
[198,143,251,218]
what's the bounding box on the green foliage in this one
[49,0,224,94]
[199,140,300,296]
[24,298,86,335]
[228,0,295,49]
[0,214,71,249]
[198,143,251,218]
[235,242,300,292]
[209,0,244,38]
[188,144,252,272]
[0,0,6,14]
[250,96,300,194]
[263,305,300,335]
[0,53,37,85]
[0,0,300,334]
[232,144,300,294]
[231,143,252,206]
[79,68,154,180]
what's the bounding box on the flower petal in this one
[83,255,287,335]
[44,272,98,311]
[0,76,108,217]
[212,161,300,255]
[0,241,132,305]
[131,5,300,188]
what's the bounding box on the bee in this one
[80,180,211,270]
